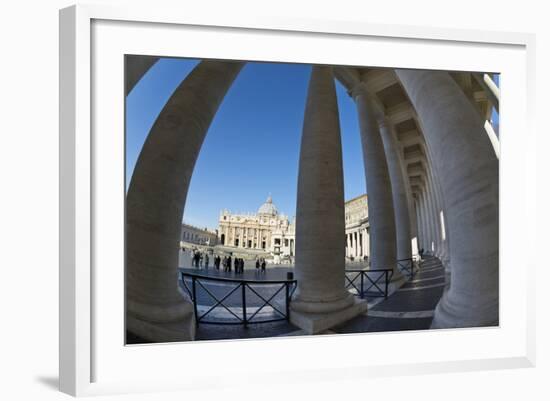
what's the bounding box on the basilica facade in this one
[218,194,369,261]
[218,195,295,257]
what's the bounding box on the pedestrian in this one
[255,258,260,273]
[204,253,209,269]
[227,255,232,273]
[193,249,199,268]
[261,258,266,273]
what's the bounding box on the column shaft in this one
[353,84,402,280]
[126,60,244,341]
[379,120,412,261]
[292,66,354,314]
[397,69,499,328]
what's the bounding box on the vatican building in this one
[218,194,370,263]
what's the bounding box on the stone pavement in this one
[329,255,447,334]
[184,256,447,340]
[127,256,446,343]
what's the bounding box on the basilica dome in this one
[258,195,278,216]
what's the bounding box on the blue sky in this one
[126,58,365,229]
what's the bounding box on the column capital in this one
[377,116,392,131]
[351,81,385,124]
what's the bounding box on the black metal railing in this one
[397,258,416,280]
[180,272,297,327]
[345,269,394,299]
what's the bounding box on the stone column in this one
[427,159,451,269]
[126,60,244,342]
[364,228,370,261]
[421,190,433,254]
[425,181,439,255]
[379,119,413,262]
[415,195,423,252]
[125,55,159,96]
[419,188,431,253]
[363,228,369,259]
[429,175,444,258]
[352,83,403,281]
[397,69,499,328]
[290,66,365,334]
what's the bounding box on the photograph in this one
[124,56,500,344]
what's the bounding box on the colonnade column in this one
[416,193,424,252]
[126,60,245,342]
[290,66,365,334]
[397,69,499,328]
[352,83,403,282]
[427,159,451,269]
[425,180,440,255]
[420,191,432,252]
[427,173,444,258]
[421,191,432,254]
[379,118,412,262]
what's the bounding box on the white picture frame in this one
[59,3,536,397]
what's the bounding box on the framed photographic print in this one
[59,3,535,397]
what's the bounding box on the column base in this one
[126,300,196,343]
[290,297,368,334]
[430,292,498,329]
[127,311,195,343]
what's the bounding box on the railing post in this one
[242,283,248,327]
[360,272,365,299]
[285,282,290,321]
[191,276,199,326]
[385,271,389,299]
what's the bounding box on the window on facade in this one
[274,238,281,245]
[284,239,289,247]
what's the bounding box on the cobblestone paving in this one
[179,256,447,340]
[332,255,447,334]
[127,256,447,343]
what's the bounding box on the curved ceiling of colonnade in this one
[334,67,499,201]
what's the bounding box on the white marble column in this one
[428,174,444,258]
[126,60,244,342]
[425,180,440,255]
[427,158,451,268]
[353,231,359,259]
[416,195,423,252]
[290,66,365,333]
[379,119,413,262]
[352,83,403,281]
[421,190,433,254]
[419,191,432,253]
[397,69,499,328]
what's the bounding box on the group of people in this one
[189,248,269,274]
[219,256,244,273]
[191,249,209,268]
